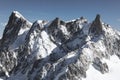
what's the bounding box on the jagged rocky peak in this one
[0,11,120,80]
[49,17,67,30]
[66,17,87,35]
[49,17,66,27]
[32,20,45,29]
[25,20,44,40]
[0,11,32,50]
[12,11,25,19]
[78,16,88,23]
[7,11,26,27]
[53,17,60,26]
[47,17,60,33]
[89,14,103,35]
[47,17,68,43]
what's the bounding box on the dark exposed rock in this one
[47,18,68,44]
[50,17,60,27]
[89,14,103,36]
[66,21,80,35]
[93,57,109,74]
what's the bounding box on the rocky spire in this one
[89,14,103,35]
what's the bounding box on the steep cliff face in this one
[0,12,120,80]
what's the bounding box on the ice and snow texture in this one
[28,30,57,59]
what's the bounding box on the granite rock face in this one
[89,14,103,36]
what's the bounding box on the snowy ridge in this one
[0,12,120,80]
[12,11,32,26]
[13,11,25,19]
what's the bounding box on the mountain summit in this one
[0,11,32,50]
[0,11,120,80]
[89,14,103,35]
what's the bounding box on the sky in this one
[0,0,120,37]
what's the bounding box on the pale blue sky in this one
[0,0,120,37]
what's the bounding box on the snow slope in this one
[83,55,120,80]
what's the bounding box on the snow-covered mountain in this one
[0,11,120,80]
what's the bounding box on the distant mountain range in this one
[0,11,120,80]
